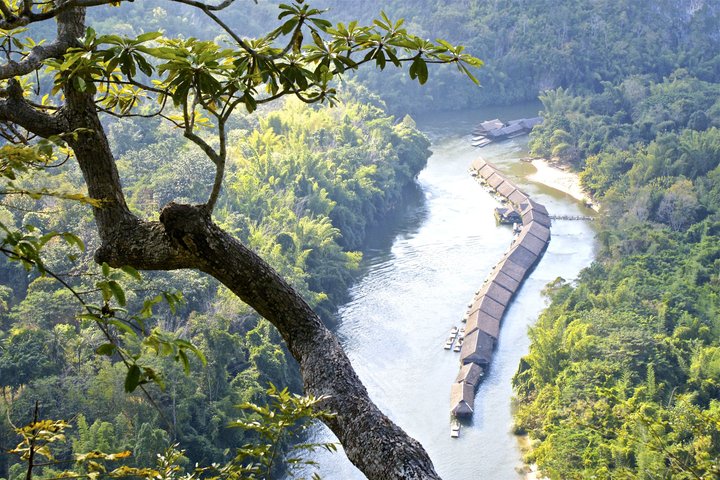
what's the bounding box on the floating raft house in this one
[450,157,551,420]
[471,117,542,148]
[450,382,476,416]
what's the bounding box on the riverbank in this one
[516,435,546,480]
[519,157,590,480]
[526,158,599,211]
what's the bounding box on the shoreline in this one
[518,157,594,480]
[526,158,599,212]
[516,434,545,480]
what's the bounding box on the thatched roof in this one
[526,221,551,243]
[487,172,507,189]
[482,119,504,129]
[508,189,529,206]
[470,294,506,320]
[460,330,495,367]
[498,123,524,137]
[522,208,552,228]
[466,309,501,339]
[495,207,521,223]
[495,206,514,216]
[496,180,518,199]
[520,198,548,216]
[479,166,497,180]
[471,157,487,171]
[516,228,548,256]
[496,257,528,282]
[479,280,513,306]
[490,269,521,292]
[523,117,542,129]
[506,117,542,130]
[455,362,484,387]
[506,244,539,270]
[473,119,504,135]
[450,382,475,417]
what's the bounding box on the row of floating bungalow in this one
[471,117,542,148]
[450,157,551,424]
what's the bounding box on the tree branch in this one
[94,204,443,480]
[196,6,258,57]
[0,40,67,80]
[3,3,452,478]
[168,0,240,12]
[0,0,131,30]
[0,79,68,137]
[0,1,13,20]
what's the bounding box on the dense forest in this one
[57,0,720,113]
[0,0,485,477]
[0,85,432,478]
[513,55,720,480]
[324,0,720,113]
[2,0,720,479]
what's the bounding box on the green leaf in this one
[136,31,163,43]
[95,343,117,356]
[177,349,190,374]
[120,265,142,281]
[124,364,141,393]
[78,313,103,322]
[61,232,85,251]
[416,58,428,84]
[108,318,137,336]
[279,19,298,35]
[108,280,126,306]
[73,76,87,92]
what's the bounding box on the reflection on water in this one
[295,105,596,479]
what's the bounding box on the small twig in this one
[25,400,39,480]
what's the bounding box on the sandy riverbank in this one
[526,158,599,211]
[517,159,595,480]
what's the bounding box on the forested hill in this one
[2,1,720,479]
[82,1,720,113]
[512,67,720,479]
[319,0,720,112]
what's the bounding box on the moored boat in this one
[450,419,461,438]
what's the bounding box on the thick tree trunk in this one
[85,172,444,480]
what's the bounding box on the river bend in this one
[299,105,596,479]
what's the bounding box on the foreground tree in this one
[0,1,481,478]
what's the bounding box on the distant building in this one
[471,117,542,148]
[450,382,475,417]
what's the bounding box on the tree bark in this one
[82,149,443,480]
[1,5,444,480]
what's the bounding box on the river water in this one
[297,105,597,479]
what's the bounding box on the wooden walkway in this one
[549,214,594,221]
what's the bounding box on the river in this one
[295,105,597,479]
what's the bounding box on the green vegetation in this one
[67,0,720,113]
[4,0,720,478]
[514,73,720,478]
[0,0,473,474]
[4,386,335,480]
[0,89,432,478]
[310,1,720,112]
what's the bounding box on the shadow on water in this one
[360,181,428,254]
